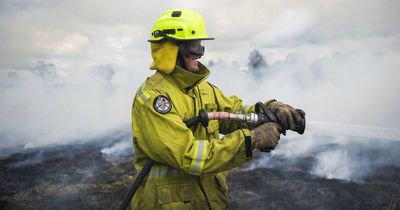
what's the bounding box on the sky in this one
[0,0,400,149]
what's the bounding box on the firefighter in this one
[131,8,304,210]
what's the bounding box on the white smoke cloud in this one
[312,149,356,180]
[245,124,400,182]
[0,61,144,148]
[208,44,400,182]
[101,140,133,161]
[207,50,400,127]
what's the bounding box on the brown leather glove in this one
[251,122,282,150]
[266,100,305,131]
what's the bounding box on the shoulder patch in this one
[153,95,172,114]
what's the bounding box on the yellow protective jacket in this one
[131,63,254,210]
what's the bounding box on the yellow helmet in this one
[149,8,214,42]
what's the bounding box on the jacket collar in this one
[162,62,209,93]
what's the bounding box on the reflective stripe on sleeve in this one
[136,85,150,104]
[190,140,209,175]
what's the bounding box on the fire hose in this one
[117,102,305,210]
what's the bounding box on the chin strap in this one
[176,50,187,70]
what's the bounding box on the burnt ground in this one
[229,167,400,210]
[0,136,399,210]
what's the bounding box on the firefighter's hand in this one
[251,122,282,150]
[266,100,305,131]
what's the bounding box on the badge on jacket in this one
[153,95,172,114]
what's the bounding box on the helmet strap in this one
[176,50,187,70]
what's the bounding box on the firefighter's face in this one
[180,41,204,73]
[183,54,200,73]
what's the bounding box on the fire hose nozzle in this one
[229,113,259,124]
[255,102,305,135]
[245,113,259,124]
[187,103,306,135]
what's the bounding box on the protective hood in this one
[149,41,179,74]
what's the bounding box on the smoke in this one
[207,50,400,128]
[0,0,399,183]
[244,124,400,182]
[101,140,133,162]
[0,60,143,148]
[7,149,46,168]
[206,48,400,182]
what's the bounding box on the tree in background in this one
[247,49,268,79]
[32,61,57,81]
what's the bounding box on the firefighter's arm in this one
[133,91,252,175]
[208,83,254,134]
